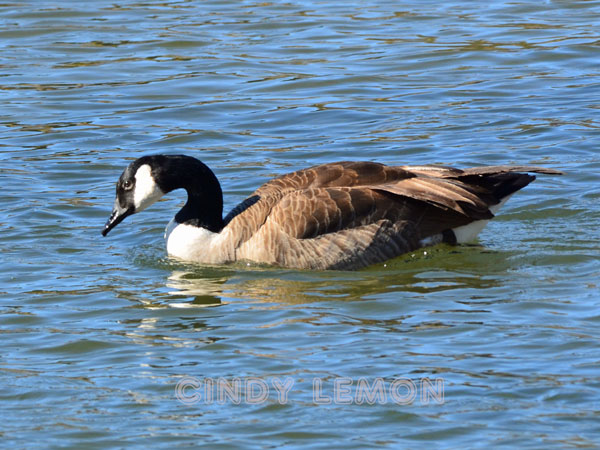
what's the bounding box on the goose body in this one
[102,155,561,270]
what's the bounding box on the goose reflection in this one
[163,244,512,305]
[163,269,229,307]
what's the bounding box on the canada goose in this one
[102,155,561,270]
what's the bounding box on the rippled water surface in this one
[1,1,599,448]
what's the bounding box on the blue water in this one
[1,1,599,448]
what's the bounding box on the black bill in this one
[101,200,133,236]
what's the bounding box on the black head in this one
[101,155,171,236]
[101,155,224,236]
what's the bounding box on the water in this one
[1,0,599,448]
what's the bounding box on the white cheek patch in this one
[133,164,164,212]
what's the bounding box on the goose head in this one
[102,154,224,236]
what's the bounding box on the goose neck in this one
[161,156,224,233]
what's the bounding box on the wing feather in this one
[225,161,561,268]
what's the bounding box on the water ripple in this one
[1,0,600,448]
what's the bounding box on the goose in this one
[101,154,561,270]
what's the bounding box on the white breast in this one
[164,219,231,264]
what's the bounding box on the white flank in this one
[451,219,491,244]
[451,194,513,243]
[133,164,164,212]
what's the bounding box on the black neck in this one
[153,155,224,232]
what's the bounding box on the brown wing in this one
[398,164,562,177]
[226,161,562,268]
[224,161,415,247]
[242,184,482,269]
[255,161,414,194]
[235,185,421,269]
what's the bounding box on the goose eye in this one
[123,180,133,190]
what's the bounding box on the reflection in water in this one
[162,244,514,305]
[1,0,597,446]
[121,315,225,349]
[165,270,225,308]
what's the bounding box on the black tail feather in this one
[460,172,536,204]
